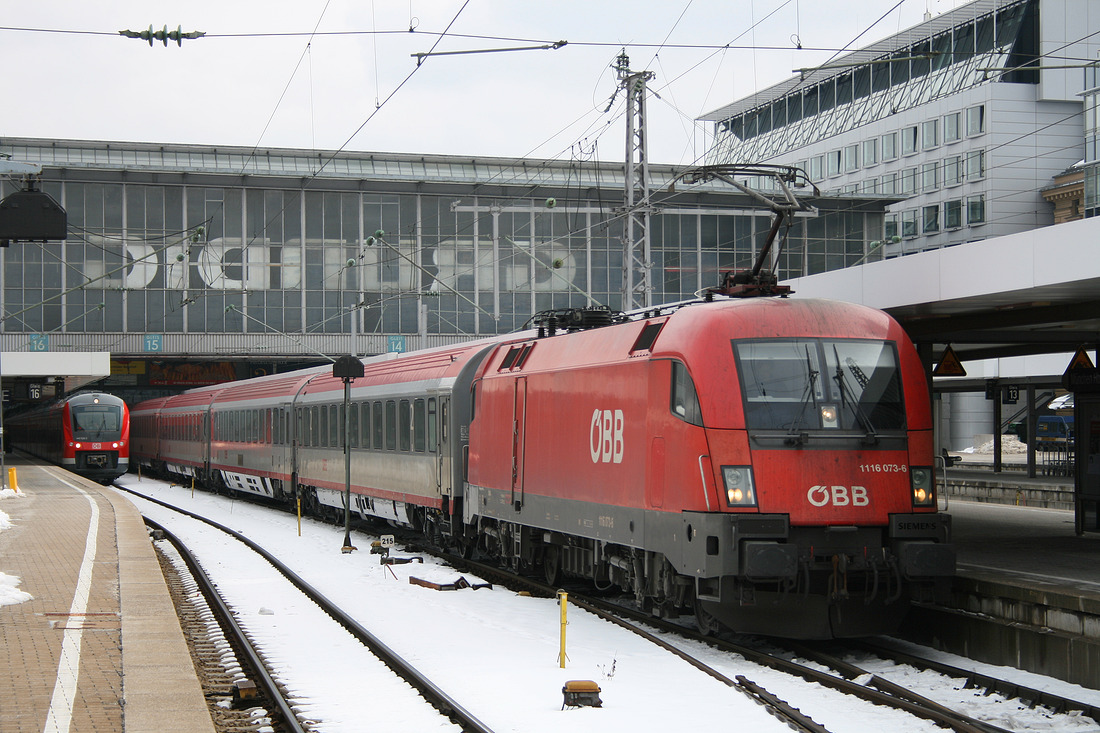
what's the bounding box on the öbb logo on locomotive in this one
[807,485,870,507]
[589,408,624,464]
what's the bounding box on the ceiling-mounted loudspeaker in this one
[0,183,67,246]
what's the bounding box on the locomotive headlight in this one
[112,442,119,449]
[911,467,934,507]
[74,442,82,449]
[820,404,838,429]
[722,466,757,507]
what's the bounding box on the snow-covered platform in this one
[0,456,214,733]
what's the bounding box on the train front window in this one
[71,405,122,437]
[734,339,905,432]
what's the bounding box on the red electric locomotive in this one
[6,392,130,483]
[468,297,951,638]
[132,295,952,639]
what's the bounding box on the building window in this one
[944,112,961,143]
[862,138,878,166]
[844,144,859,172]
[884,213,899,239]
[860,178,879,194]
[921,120,939,149]
[965,150,985,180]
[922,204,940,233]
[809,155,824,181]
[880,172,897,194]
[827,149,842,177]
[945,199,962,228]
[966,105,985,135]
[943,156,962,186]
[901,126,919,155]
[921,162,939,191]
[901,167,918,195]
[882,132,898,161]
[902,209,919,237]
[967,195,986,224]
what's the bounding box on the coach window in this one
[413,398,426,452]
[373,402,384,449]
[358,404,369,448]
[385,400,397,450]
[319,405,328,447]
[427,398,438,452]
[329,404,339,448]
[399,399,412,451]
[349,404,359,448]
[670,361,703,427]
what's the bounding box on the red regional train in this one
[131,297,954,638]
[6,392,130,483]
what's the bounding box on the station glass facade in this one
[1,140,885,359]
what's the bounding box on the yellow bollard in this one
[8,467,18,493]
[297,496,302,537]
[557,590,569,668]
[191,475,195,498]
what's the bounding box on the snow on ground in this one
[0,488,33,607]
[6,473,1100,732]
[117,474,949,733]
[961,434,1029,455]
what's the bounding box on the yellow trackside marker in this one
[558,590,569,668]
[8,467,18,493]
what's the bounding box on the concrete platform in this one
[0,457,214,733]
[906,498,1100,689]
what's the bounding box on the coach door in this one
[511,377,527,511]
[434,397,447,495]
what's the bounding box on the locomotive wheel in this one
[543,545,562,586]
[694,597,721,636]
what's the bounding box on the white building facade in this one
[701,0,1100,262]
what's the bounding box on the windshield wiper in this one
[832,346,877,444]
[786,346,819,445]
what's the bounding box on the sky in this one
[0,0,976,166]
[6,479,1100,731]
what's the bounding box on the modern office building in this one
[0,137,888,396]
[700,0,1100,259]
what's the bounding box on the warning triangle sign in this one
[933,345,966,377]
[1067,348,1096,373]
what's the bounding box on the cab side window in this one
[670,361,703,426]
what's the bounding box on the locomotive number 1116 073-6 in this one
[859,463,908,473]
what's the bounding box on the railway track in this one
[122,478,1100,733]
[433,546,1100,733]
[150,519,308,733]
[438,553,1015,733]
[124,487,486,733]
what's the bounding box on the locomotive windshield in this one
[71,404,124,439]
[734,339,905,432]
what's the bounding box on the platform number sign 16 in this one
[29,334,48,352]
